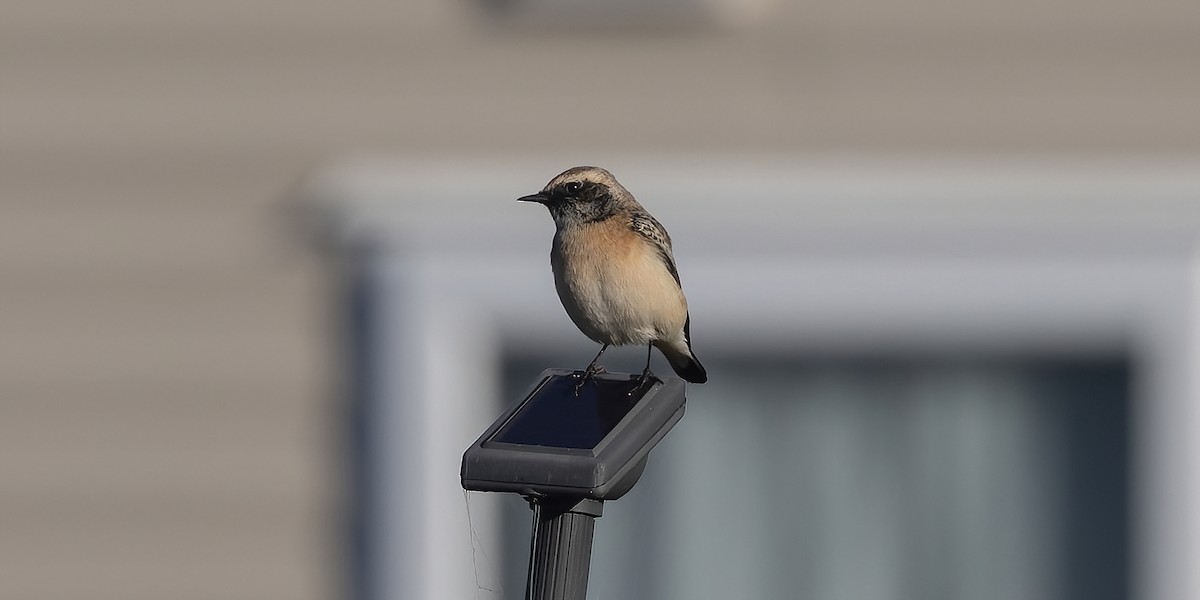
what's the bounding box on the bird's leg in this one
[631,343,654,393]
[583,344,610,377]
[574,344,609,395]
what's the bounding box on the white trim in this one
[306,158,1200,600]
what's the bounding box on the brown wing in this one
[629,212,680,287]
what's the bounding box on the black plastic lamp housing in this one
[461,368,687,500]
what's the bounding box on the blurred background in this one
[3,1,1199,600]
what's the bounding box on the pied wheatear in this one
[519,166,707,390]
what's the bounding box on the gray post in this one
[525,497,604,600]
[462,371,685,599]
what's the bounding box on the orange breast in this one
[552,219,687,346]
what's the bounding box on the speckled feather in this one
[629,211,680,286]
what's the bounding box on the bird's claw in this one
[628,368,654,395]
[573,364,607,396]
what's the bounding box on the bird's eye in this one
[564,182,583,194]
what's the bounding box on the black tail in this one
[668,352,708,384]
[663,314,707,384]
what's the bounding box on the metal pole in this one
[525,497,603,600]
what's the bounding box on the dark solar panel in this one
[492,376,644,449]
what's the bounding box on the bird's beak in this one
[517,193,548,204]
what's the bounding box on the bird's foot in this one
[573,364,607,396]
[629,368,655,395]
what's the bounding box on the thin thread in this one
[463,490,503,598]
[524,499,538,600]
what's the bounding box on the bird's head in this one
[518,166,634,227]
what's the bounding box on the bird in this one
[518,166,707,390]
